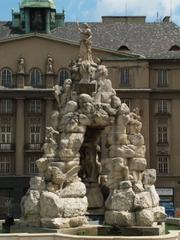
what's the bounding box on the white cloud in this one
[94,0,180,24]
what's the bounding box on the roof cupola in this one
[12,0,65,33]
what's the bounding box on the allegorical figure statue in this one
[46,55,54,74]
[18,56,25,74]
[54,78,72,109]
[78,23,93,62]
[42,127,59,157]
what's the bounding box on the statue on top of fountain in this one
[78,22,93,62]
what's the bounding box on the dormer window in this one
[118,45,130,51]
[169,45,180,51]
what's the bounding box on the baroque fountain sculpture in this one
[20,23,166,231]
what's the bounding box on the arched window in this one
[30,68,42,88]
[1,68,13,88]
[58,68,70,86]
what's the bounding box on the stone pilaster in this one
[24,9,30,33]
[46,9,50,33]
[46,73,54,88]
[15,99,25,176]
[45,99,53,127]
[16,73,25,88]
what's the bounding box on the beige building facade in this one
[0,0,180,218]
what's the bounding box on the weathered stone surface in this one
[36,158,48,173]
[63,197,88,218]
[149,185,160,207]
[105,158,130,190]
[23,215,41,227]
[109,145,135,158]
[134,191,153,210]
[105,188,135,211]
[128,134,144,146]
[41,218,70,229]
[136,209,154,226]
[59,181,86,198]
[51,167,66,186]
[119,180,132,189]
[60,133,84,151]
[29,176,45,192]
[133,183,144,193]
[134,145,146,158]
[129,158,147,171]
[105,210,135,226]
[107,131,129,145]
[40,192,63,218]
[143,169,156,186]
[47,182,59,193]
[21,190,40,216]
[69,216,88,227]
[153,206,167,222]
[86,184,104,209]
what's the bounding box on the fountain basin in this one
[0,231,179,240]
[7,224,180,240]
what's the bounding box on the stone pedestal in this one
[46,73,54,88]
[15,98,24,176]
[45,99,53,127]
[86,183,104,209]
[16,73,25,88]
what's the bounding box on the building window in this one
[27,156,38,174]
[59,69,70,86]
[1,69,13,88]
[29,118,41,145]
[0,156,13,175]
[157,156,169,175]
[30,69,42,87]
[157,70,168,87]
[0,126,12,144]
[0,117,13,151]
[0,100,13,114]
[120,68,129,85]
[29,100,42,113]
[30,125,41,144]
[157,126,168,144]
[157,100,168,113]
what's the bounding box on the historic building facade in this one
[0,0,180,217]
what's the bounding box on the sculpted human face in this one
[64,79,72,90]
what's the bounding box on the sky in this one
[0,0,180,25]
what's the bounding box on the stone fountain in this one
[18,23,166,235]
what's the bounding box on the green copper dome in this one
[21,0,56,9]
